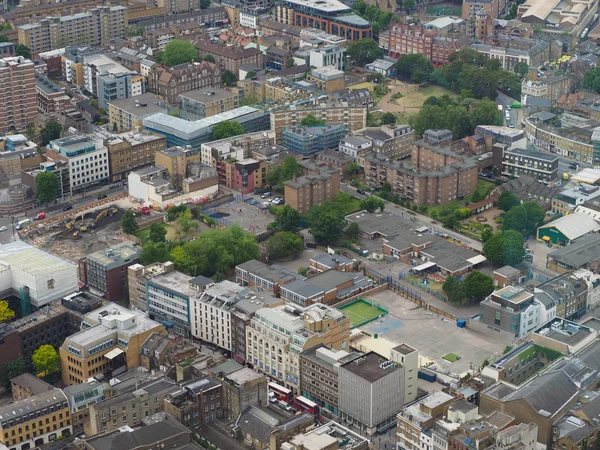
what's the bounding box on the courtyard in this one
[202,199,274,237]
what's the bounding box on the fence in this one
[398,271,450,303]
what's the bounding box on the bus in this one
[268,382,293,403]
[294,396,320,415]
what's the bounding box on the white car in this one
[0,226,7,232]
[273,198,284,205]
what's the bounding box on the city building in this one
[177,88,240,120]
[521,73,572,104]
[139,332,197,370]
[0,56,36,134]
[247,303,350,392]
[144,107,270,149]
[108,94,166,132]
[306,66,345,93]
[338,135,373,159]
[479,286,540,338]
[494,266,525,288]
[59,302,165,385]
[309,253,355,273]
[309,45,347,71]
[551,185,600,216]
[10,374,53,402]
[282,421,369,450]
[45,133,109,194]
[363,129,478,205]
[355,125,415,160]
[235,259,300,296]
[537,213,600,245]
[471,37,554,72]
[194,40,263,74]
[128,261,177,312]
[365,59,396,77]
[516,0,597,40]
[284,167,341,214]
[379,24,468,64]
[281,124,347,157]
[0,389,72,450]
[223,368,268,420]
[105,130,167,182]
[86,377,178,434]
[149,61,222,105]
[390,344,419,405]
[270,102,367,141]
[146,270,195,337]
[502,148,559,184]
[338,352,404,435]
[35,72,70,115]
[546,233,600,273]
[154,146,202,191]
[536,272,590,321]
[0,241,78,309]
[191,281,282,358]
[274,0,371,42]
[299,344,363,415]
[132,7,228,32]
[78,245,140,302]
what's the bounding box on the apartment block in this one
[35,72,70,115]
[164,378,224,430]
[502,148,559,184]
[133,7,228,33]
[338,352,404,436]
[63,378,107,435]
[140,332,198,370]
[223,368,268,420]
[284,167,341,214]
[108,93,166,132]
[149,61,222,105]
[309,45,347,71]
[61,45,102,88]
[10,374,53,402]
[195,40,263,74]
[462,0,507,19]
[59,303,165,385]
[307,66,345,93]
[390,344,419,405]
[87,378,178,435]
[479,286,541,338]
[282,124,347,157]
[0,56,36,134]
[521,73,571,103]
[78,244,140,302]
[45,133,110,194]
[364,129,478,205]
[105,130,167,182]
[246,303,350,392]
[300,344,363,415]
[379,24,468,64]
[191,280,282,359]
[156,0,202,15]
[235,259,299,296]
[0,389,72,450]
[146,270,194,337]
[355,125,415,160]
[128,261,176,312]
[178,88,240,120]
[270,102,367,141]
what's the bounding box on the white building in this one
[390,344,418,405]
[240,9,260,29]
[46,134,109,194]
[495,423,538,450]
[570,268,600,312]
[0,241,78,308]
[338,135,372,158]
[200,130,275,167]
[309,45,347,71]
[146,270,195,337]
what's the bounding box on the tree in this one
[177,208,193,235]
[347,38,383,66]
[15,44,31,59]
[300,114,326,126]
[222,69,237,86]
[307,201,346,244]
[481,227,493,242]
[41,120,62,145]
[245,70,257,79]
[273,205,301,232]
[497,190,520,212]
[346,221,360,240]
[463,271,494,302]
[170,225,259,277]
[360,196,385,213]
[380,112,397,125]
[471,189,484,203]
[212,121,244,140]
[344,162,363,179]
[522,201,545,236]
[203,54,215,63]
[403,0,415,12]
[266,232,303,260]
[483,230,526,266]
[0,301,14,323]
[443,276,465,304]
[0,35,8,43]
[140,242,171,265]
[200,0,211,7]
[148,222,167,243]
[583,67,600,94]
[396,54,434,81]
[514,62,529,77]
[502,205,528,234]
[35,171,59,205]
[161,40,199,67]
[2,356,25,390]
[32,345,59,375]
[267,156,300,186]
[121,210,138,234]
[298,267,308,276]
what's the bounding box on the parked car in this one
[272,198,284,205]
[63,205,73,211]
[261,191,272,199]
[356,189,366,195]
[0,226,7,232]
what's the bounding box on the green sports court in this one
[338,299,388,328]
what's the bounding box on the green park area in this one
[426,179,495,218]
[426,4,462,15]
[338,299,388,328]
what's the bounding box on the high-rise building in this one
[0,56,37,134]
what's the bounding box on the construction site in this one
[23,199,136,263]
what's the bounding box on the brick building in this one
[0,56,37,134]
[284,167,341,213]
[149,61,222,105]
[194,40,263,74]
[106,131,167,182]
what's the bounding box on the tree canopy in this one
[463,271,494,302]
[41,120,62,145]
[161,40,199,67]
[396,54,434,83]
[0,301,14,323]
[170,225,259,277]
[212,121,244,140]
[502,202,545,236]
[35,171,59,205]
[347,38,384,66]
[15,44,31,59]
[497,190,520,212]
[380,112,397,125]
[360,196,385,213]
[121,210,138,234]
[148,222,167,243]
[351,1,400,36]
[271,204,301,232]
[222,70,237,86]
[140,242,171,265]
[299,114,326,126]
[203,54,215,63]
[267,156,300,187]
[266,231,303,260]
[2,356,25,390]
[483,230,526,266]
[514,62,529,77]
[442,276,466,304]
[32,344,60,375]
[307,201,346,244]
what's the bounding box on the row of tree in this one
[351,0,402,36]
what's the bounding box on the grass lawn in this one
[134,221,207,244]
[338,299,388,328]
[426,179,495,218]
[426,4,462,15]
[394,85,459,110]
[442,352,461,362]
[470,179,495,202]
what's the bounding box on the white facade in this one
[571,269,600,311]
[240,10,259,29]
[67,145,109,192]
[339,136,372,158]
[309,45,347,71]
[518,302,540,338]
[390,344,418,404]
[83,54,134,96]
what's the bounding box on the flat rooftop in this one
[493,286,533,304]
[340,351,399,383]
[533,318,595,346]
[108,93,166,116]
[178,88,238,103]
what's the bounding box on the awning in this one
[412,261,437,271]
[467,255,487,265]
[542,236,551,241]
[104,348,124,360]
[416,226,429,233]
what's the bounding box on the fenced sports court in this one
[338,298,388,328]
